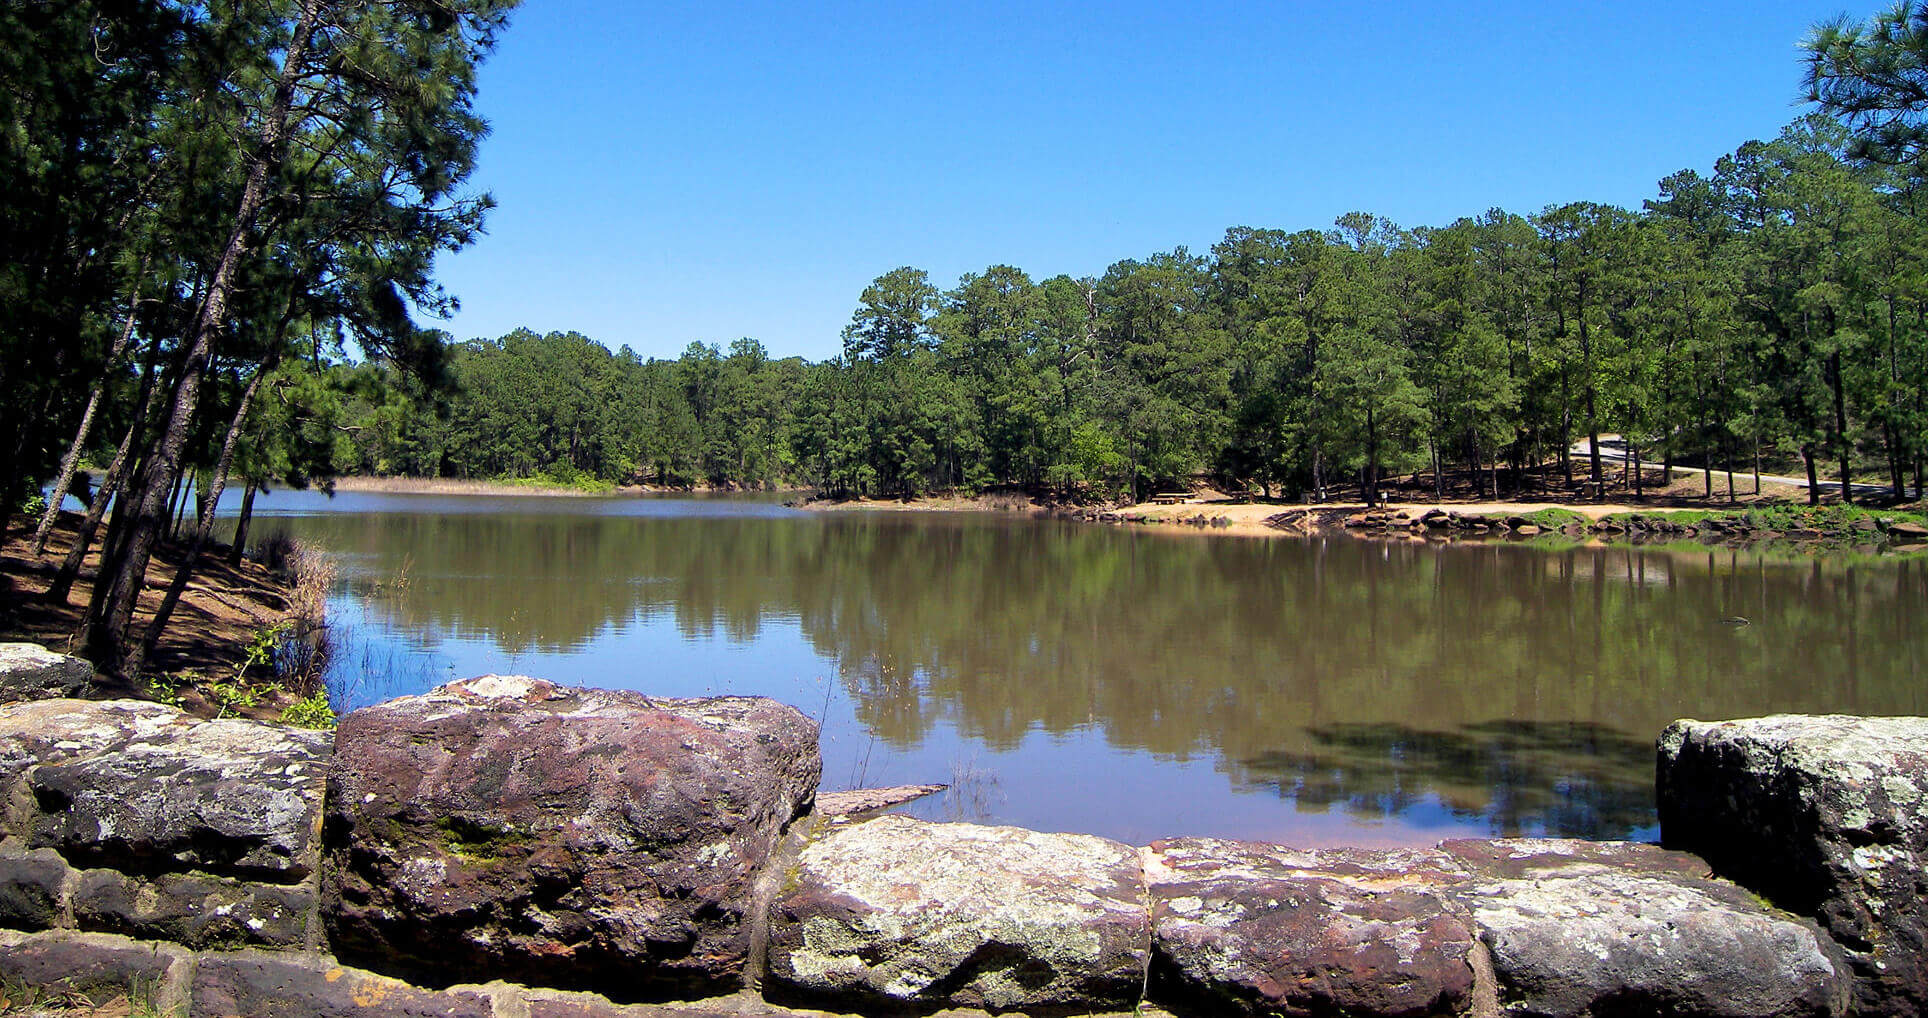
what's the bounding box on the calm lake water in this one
[229,490,1928,847]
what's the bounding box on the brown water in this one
[234,490,1928,847]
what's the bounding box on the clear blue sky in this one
[432,1,1846,362]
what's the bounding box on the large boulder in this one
[1442,839,1848,1018]
[1144,838,1476,1018]
[1659,715,1928,1016]
[766,815,1150,1013]
[321,675,819,1000]
[0,644,92,703]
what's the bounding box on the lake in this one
[231,490,1928,847]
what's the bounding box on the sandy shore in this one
[1109,499,1648,538]
[797,478,1917,543]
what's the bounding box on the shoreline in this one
[328,475,803,498]
[799,489,1928,552]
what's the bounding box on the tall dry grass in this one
[256,535,336,694]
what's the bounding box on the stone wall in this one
[0,643,1917,1017]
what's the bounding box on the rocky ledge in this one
[0,643,1921,1017]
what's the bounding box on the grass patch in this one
[1513,507,1589,528]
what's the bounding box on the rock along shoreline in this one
[0,645,1923,1017]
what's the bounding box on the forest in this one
[322,105,1928,509]
[7,1,1928,679]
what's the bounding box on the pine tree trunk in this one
[131,360,271,675]
[45,338,169,605]
[227,480,258,567]
[1886,420,1904,499]
[31,287,144,554]
[82,3,319,679]
[1829,350,1852,505]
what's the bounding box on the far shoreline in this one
[325,475,1926,553]
[795,485,1928,552]
[328,475,802,498]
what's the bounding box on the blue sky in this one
[432,1,1845,362]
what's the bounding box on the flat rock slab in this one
[522,989,844,1017]
[32,716,330,881]
[767,815,1150,1013]
[72,866,314,949]
[0,698,329,883]
[323,675,820,999]
[1660,715,1928,1017]
[0,929,192,1014]
[0,699,182,836]
[1442,839,1849,1018]
[0,644,93,703]
[814,783,947,817]
[1144,838,1477,1018]
[190,952,495,1018]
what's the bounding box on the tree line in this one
[327,109,1928,507]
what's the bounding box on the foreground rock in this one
[0,698,328,949]
[767,815,1149,1013]
[30,712,330,880]
[0,929,192,1015]
[192,950,496,1018]
[0,644,93,703]
[1144,838,1476,1018]
[322,675,820,1000]
[1660,715,1928,1017]
[1444,839,1848,1018]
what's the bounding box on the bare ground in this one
[0,513,304,718]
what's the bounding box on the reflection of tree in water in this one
[1241,720,1657,840]
[269,506,1928,835]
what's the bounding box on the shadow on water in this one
[1241,720,1658,841]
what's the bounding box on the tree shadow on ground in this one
[1240,719,1657,840]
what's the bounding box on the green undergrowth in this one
[496,469,617,494]
[1503,507,1591,528]
[279,691,337,729]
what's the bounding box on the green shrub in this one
[280,691,337,730]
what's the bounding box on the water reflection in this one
[236,492,1928,845]
[1242,721,1657,840]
